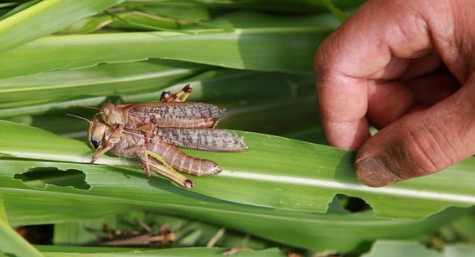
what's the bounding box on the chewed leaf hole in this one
[14,167,90,190]
[335,194,371,213]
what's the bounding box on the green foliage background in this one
[0,0,474,256]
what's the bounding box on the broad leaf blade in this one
[362,241,475,257]
[0,15,332,78]
[0,60,206,108]
[0,0,124,54]
[0,195,44,257]
[0,120,475,219]
[0,159,462,252]
[41,247,285,257]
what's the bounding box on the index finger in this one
[314,0,440,149]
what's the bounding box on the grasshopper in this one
[83,117,246,188]
[99,85,227,134]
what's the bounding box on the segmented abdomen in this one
[152,128,247,152]
[147,141,221,176]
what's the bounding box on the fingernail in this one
[355,157,401,187]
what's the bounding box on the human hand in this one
[314,0,475,187]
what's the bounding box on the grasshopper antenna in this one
[66,114,93,125]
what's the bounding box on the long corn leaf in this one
[0,196,44,257]
[0,120,475,219]
[0,60,206,108]
[0,23,332,79]
[40,247,284,257]
[126,0,364,14]
[53,211,272,249]
[0,159,462,252]
[0,63,312,110]
[362,241,475,257]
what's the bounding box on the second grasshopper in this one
[86,117,246,187]
[98,85,227,135]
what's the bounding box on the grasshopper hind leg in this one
[137,152,194,188]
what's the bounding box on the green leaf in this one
[59,14,118,34]
[53,214,119,246]
[40,247,285,257]
[37,245,141,253]
[136,4,210,23]
[0,0,42,21]
[0,13,332,79]
[0,65,320,142]
[320,0,348,22]
[436,209,475,243]
[109,11,192,31]
[0,159,462,252]
[362,241,475,257]
[0,60,206,108]
[60,9,210,34]
[197,11,340,30]
[1,120,475,219]
[148,0,362,14]
[0,0,124,54]
[0,195,44,257]
[54,211,272,249]
[0,195,8,224]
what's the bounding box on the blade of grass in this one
[199,11,341,29]
[0,66,318,141]
[1,120,475,219]
[40,247,285,257]
[0,159,463,252]
[0,196,7,224]
[133,0,361,14]
[0,12,333,79]
[362,241,475,257]
[54,211,272,249]
[0,60,207,108]
[37,245,142,253]
[0,0,41,21]
[0,195,44,257]
[0,0,124,54]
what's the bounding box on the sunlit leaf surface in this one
[0,0,123,54]
[1,120,475,219]
[362,241,475,257]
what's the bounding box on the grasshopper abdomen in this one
[148,141,222,176]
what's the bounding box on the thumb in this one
[355,76,475,187]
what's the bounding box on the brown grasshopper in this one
[99,85,227,134]
[82,117,246,188]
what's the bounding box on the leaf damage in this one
[14,167,90,190]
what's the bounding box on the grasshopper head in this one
[100,103,126,127]
[88,118,110,150]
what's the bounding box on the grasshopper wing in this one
[128,102,228,129]
[153,128,247,152]
[130,102,228,119]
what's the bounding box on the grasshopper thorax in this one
[100,103,128,127]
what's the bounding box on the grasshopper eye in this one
[90,136,101,150]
